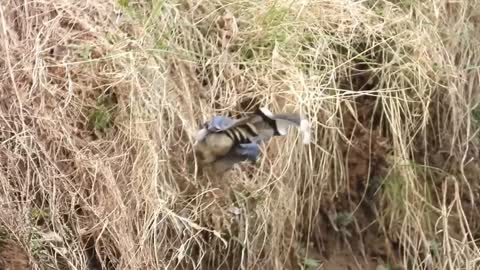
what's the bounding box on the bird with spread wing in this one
[193,107,311,173]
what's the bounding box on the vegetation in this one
[0,0,479,269]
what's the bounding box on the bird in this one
[193,107,310,173]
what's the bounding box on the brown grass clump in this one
[1,0,479,269]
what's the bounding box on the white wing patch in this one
[258,107,275,118]
[300,119,311,144]
[275,118,292,136]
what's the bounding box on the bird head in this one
[193,132,235,165]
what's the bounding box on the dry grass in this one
[1,0,479,269]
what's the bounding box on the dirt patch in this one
[322,252,377,270]
[0,239,30,270]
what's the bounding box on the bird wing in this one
[257,107,311,144]
[194,115,236,142]
[195,109,311,144]
[212,143,260,173]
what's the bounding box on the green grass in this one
[118,0,129,8]
[473,105,480,123]
[88,95,116,132]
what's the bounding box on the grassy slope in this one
[0,0,479,269]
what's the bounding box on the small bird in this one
[193,107,310,172]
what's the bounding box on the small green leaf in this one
[472,105,480,123]
[79,44,91,60]
[304,258,319,268]
[87,94,116,132]
[428,240,441,257]
[335,212,354,227]
[118,0,129,8]
[155,39,168,50]
[31,208,49,220]
[88,104,112,131]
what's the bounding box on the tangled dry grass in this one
[1,0,480,269]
